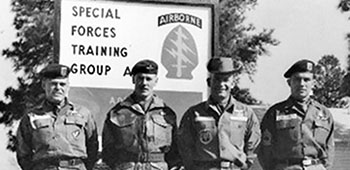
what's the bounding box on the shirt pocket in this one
[227,116,247,146]
[313,120,330,144]
[110,111,137,127]
[194,116,217,146]
[276,118,300,142]
[109,111,138,148]
[150,114,173,148]
[65,116,86,141]
[33,118,52,129]
[31,117,53,144]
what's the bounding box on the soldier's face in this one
[42,78,70,104]
[288,72,314,100]
[132,73,158,100]
[209,73,235,101]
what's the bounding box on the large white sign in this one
[59,0,213,98]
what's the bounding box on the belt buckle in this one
[58,159,70,167]
[221,161,230,168]
[302,159,312,166]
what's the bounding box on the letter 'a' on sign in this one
[161,25,198,80]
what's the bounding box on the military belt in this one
[277,158,321,166]
[43,157,84,167]
[141,152,165,162]
[134,152,165,162]
[193,160,240,169]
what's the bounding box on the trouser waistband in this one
[277,158,321,166]
[38,157,84,167]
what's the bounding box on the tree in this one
[219,0,279,103]
[219,0,279,75]
[339,0,350,12]
[338,0,350,97]
[231,85,261,105]
[313,55,346,108]
[1,0,277,150]
[0,0,54,150]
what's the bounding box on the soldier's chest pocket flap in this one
[65,116,86,128]
[32,118,52,129]
[314,120,330,131]
[110,113,136,127]
[151,114,171,128]
[276,116,299,129]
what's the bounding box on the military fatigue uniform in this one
[178,95,261,170]
[258,97,334,170]
[102,93,182,170]
[16,99,98,170]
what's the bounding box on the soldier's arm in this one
[244,107,261,168]
[177,108,196,170]
[101,112,118,168]
[323,108,335,169]
[163,107,183,170]
[84,110,98,170]
[257,108,275,170]
[16,115,34,170]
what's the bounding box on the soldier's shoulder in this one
[233,100,253,110]
[108,101,125,113]
[181,101,206,118]
[188,101,207,111]
[268,100,289,110]
[262,100,289,118]
[310,99,332,115]
[71,103,92,117]
[26,103,45,115]
[310,99,327,109]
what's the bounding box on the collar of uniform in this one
[206,95,244,114]
[283,96,315,116]
[308,99,322,110]
[119,93,165,113]
[40,98,74,116]
[283,96,308,109]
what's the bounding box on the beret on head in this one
[131,59,158,75]
[284,59,315,78]
[207,57,241,74]
[39,64,70,79]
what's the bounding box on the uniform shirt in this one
[101,93,182,169]
[258,97,335,170]
[178,95,261,170]
[16,99,98,170]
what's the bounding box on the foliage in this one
[231,85,261,105]
[0,0,55,125]
[219,0,278,104]
[313,55,346,108]
[338,0,350,98]
[219,0,279,76]
[339,0,350,12]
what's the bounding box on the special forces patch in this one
[199,129,213,145]
[72,129,81,138]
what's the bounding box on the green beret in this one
[131,59,158,75]
[40,64,70,79]
[284,59,315,78]
[207,57,241,74]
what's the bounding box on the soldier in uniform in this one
[258,59,335,170]
[101,59,182,170]
[178,57,261,170]
[16,64,98,170]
